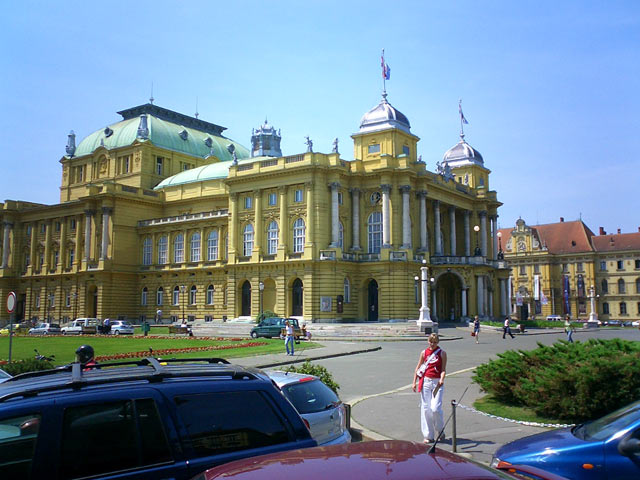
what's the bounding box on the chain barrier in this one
[456,403,576,429]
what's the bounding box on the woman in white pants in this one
[412,333,447,443]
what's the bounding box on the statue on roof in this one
[332,138,339,154]
[305,136,313,153]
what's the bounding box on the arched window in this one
[206,285,214,305]
[267,221,279,255]
[141,287,148,306]
[142,237,152,265]
[190,233,201,262]
[173,286,180,305]
[174,234,184,263]
[338,221,344,248]
[243,224,254,257]
[158,235,168,264]
[620,302,627,315]
[156,287,164,306]
[293,218,305,253]
[368,212,382,254]
[601,279,608,294]
[189,285,197,305]
[207,230,218,261]
[344,277,351,303]
[618,279,626,294]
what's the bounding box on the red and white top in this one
[422,347,443,379]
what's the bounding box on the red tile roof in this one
[592,232,640,252]
[499,220,595,255]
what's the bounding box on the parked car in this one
[0,357,316,480]
[268,370,351,445]
[61,318,99,335]
[0,322,30,336]
[546,315,563,321]
[492,398,640,479]
[633,320,640,327]
[109,320,135,335]
[0,369,10,383]
[250,317,301,340]
[27,323,61,335]
[191,440,569,480]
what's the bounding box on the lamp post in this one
[73,291,78,321]
[497,231,504,260]
[473,225,481,256]
[587,285,599,327]
[259,281,264,317]
[415,259,436,334]
[180,285,186,323]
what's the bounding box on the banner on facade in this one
[534,275,540,300]
[577,274,585,298]
[540,289,548,305]
[563,275,571,315]
[516,292,523,306]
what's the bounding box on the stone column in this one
[1,221,12,268]
[84,210,94,262]
[464,210,471,256]
[488,287,494,318]
[480,211,488,257]
[30,222,37,270]
[431,286,438,321]
[329,182,340,247]
[476,275,484,316]
[228,193,238,259]
[381,184,392,248]
[449,205,456,256]
[350,188,361,250]
[305,182,315,248]
[499,278,507,316]
[417,191,427,252]
[461,288,468,318]
[277,186,288,253]
[59,219,67,270]
[253,190,262,255]
[433,200,442,255]
[400,185,411,249]
[74,216,82,268]
[43,220,52,270]
[491,215,498,260]
[100,207,112,260]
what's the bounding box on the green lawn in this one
[1,335,319,365]
[473,394,566,425]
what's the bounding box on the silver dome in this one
[359,94,411,134]
[442,136,483,165]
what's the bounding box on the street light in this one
[259,281,264,317]
[497,231,504,260]
[180,285,186,323]
[415,259,436,334]
[473,225,481,256]
[587,285,599,326]
[73,291,78,321]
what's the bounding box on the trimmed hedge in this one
[286,360,340,394]
[2,358,55,376]
[473,339,640,422]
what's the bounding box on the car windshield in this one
[576,399,640,441]
[50,324,60,328]
[282,379,339,414]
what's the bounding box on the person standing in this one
[284,320,295,356]
[503,316,515,339]
[412,333,447,444]
[564,314,574,343]
[473,316,480,344]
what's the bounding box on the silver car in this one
[109,320,135,335]
[28,323,61,335]
[268,370,351,446]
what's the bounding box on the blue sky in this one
[1,1,638,234]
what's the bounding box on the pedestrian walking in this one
[472,315,480,344]
[503,316,515,339]
[284,320,295,356]
[564,314,574,343]
[412,333,447,444]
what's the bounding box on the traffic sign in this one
[6,291,16,313]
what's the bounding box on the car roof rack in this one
[0,357,259,403]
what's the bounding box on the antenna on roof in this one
[195,97,199,119]
[150,82,154,105]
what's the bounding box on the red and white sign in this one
[6,291,17,314]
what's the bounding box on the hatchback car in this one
[493,398,640,479]
[191,440,568,480]
[268,370,351,445]
[27,322,61,335]
[250,317,301,339]
[109,320,135,335]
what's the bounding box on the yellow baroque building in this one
[500,218,640,322]
[0,96,509,325]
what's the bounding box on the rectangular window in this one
[70,218,76,231]
[40,223,46,234]
[55,221,61,232]
[268,193,277,206]
[69,248,74,266]
[26,224,32,236]
[294,189,303,202]
[617,260,624,270]
[402,145,410,156]
[368,144,380,154]
[562,264,568,273]
[53,250,59,266]
[533,264,540,274]
[0,414,41,478]
[204,315,213,322]
[35,293,40,309]
[244,196,252,209]
[338,192,343,205]
[156,157,164,175]
[65,292,71,307]
[76,165,84,182]
[577,262,583,272]
[635,259,640,269]
[173,391,291,457]
[620,302,627,315]
[602,302,609,314]
[600,260,607,271]
[519,265,526,276]
[637,302,640,314]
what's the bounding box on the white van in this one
[61,318,99,335]
[546,315,563,322]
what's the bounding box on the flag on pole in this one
[381,50,390,80]
[459,101,469,124]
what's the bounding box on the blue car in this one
[492,399,640,479]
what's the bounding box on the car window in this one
[282,379,339,414]
[50,324,60,329]
[0,414,41,480]
[59,399,172,479]
[581,399,640,441]
[174,391,291,456]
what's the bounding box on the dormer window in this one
[368,144,381,154]
[179,129,188,140]
[402,145,410,156]
[104,127,114,137]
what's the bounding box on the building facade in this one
[500,218,640,322]
[0,95,509,325]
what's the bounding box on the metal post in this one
[8,312,14,363]
[451,399,458,452]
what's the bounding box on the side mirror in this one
[618,436,640,456]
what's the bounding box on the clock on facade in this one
[517,240,526,252]
[370,192,381,205]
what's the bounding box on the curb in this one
[256,345,383,369]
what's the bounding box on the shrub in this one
[3,358,55,376]
[255,310,277,323]
[285,360,340,393]
[473,339,640,423]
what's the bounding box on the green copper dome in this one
[71,104,250,162]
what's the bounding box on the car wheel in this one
[115,330,121,335]
[250,331,258,339]
[43,331,48,335]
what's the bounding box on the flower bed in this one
[95,341,267,361]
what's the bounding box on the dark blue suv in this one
[0,358,316,479]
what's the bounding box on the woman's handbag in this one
[471,331,475,337]
[416,363,428,378]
